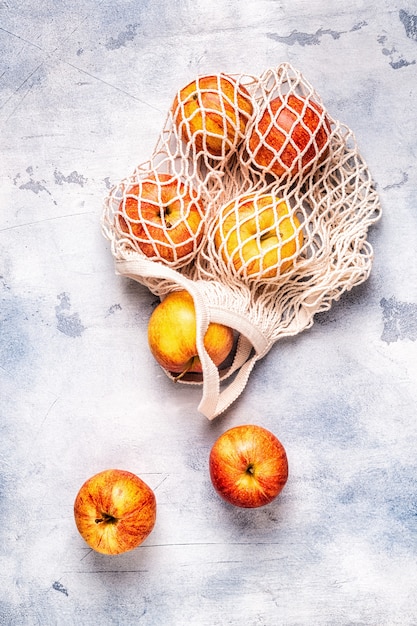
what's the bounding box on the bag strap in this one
[115,257,270,419]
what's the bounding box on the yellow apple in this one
[74,469,156,555]
[209,424,289,508]
[147,289,234,378]
[118,172,205,264]
[171,74,254,158]
[213,193,304,280]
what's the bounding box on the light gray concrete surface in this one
[1,2,417,624]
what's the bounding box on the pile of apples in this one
[116,72,331,279]
[75,72,333,555]
[116,72,332,380]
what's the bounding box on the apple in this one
[213,192,303,280]
[209,424,288,508]
[172,74,254,158]
[147,289,234,379]
[247,93,331,178]
[74,469,156,555]
[118,172,205,264]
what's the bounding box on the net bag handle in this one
[115,257,270,419]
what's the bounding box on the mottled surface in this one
[1,1,417,625]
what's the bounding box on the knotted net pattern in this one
[102,63,382,419]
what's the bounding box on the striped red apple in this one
[209,425,288,508]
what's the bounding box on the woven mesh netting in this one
[102,63,382,419]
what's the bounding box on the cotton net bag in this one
[102,63,382,420]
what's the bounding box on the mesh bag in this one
[102,63,382,420]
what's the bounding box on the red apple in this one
[118,172,205,264]
[74,469,156,555]
[147,289,234,379]
[247,93,331,178]
[209,425,288,508]
[172,74,254,158]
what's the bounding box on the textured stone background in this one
[1,1,417,624]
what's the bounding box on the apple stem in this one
[173,358,195,382]
[95,512,118,525]
[246,464,255,475]
[161,205,172,229]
